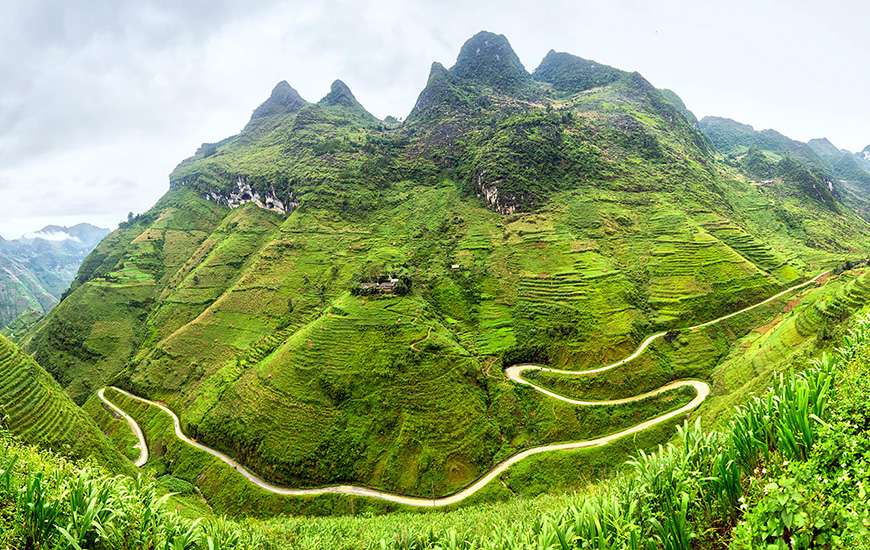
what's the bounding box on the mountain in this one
[807,137,870,185]
[0,333,130,471]
[533,49,625,94]
[698,120,870,219]
[699,118,870,215]
[698,117,826,167]
[20,31,870,514]
[450,31,531,90]
[698,117,845,207]
[834,153,870,220]
[806,137,843,164]
[250,80,306,120]
[0,223,109,329]
[658,88,698,124]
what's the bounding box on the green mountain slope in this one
[2,307,867,548]
[698,116,825,166]
[806,137,843,164]
[807,137,870,219]
[698,119,870,219]
[0,333,130,472]
[21,31,870,509]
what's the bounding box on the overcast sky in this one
[1,0,868,238]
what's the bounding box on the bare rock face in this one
[204,176,297,214]
[474,173,517,215]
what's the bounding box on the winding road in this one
[97,270,829,507]
[96,387,149,467]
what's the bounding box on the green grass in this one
[527,269,868,405]
[25,178,866,515]
[4,310,866,549]
[77,268,867,521]
[20,189,228,403]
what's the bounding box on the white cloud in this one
[21,230,79,242]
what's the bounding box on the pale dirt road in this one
[96,387,149,467]
[98,270,827,507]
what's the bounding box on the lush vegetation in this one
[697,117,870,220]
[16,30,870,517]
[0,433,271,549]
[72,267,865,519]
[1,311,866,548]
[0,334,130,473]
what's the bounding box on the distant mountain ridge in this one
[0,223,109,330]
[697,117,870,218]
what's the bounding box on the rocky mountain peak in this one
[249,81,307,121]
[427,61,450,83]
[406,62,456,123]
[450,31,529,88]
[313,79,380,125]
[319,79,358,108]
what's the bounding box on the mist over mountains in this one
[0,223,108,331]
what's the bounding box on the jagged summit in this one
[450,31,530,88]
[407,33,530,122]
[319,79,358,108]
[316,79,379,124]
[250,81,307,120]
[427,61,449,83]
[406,62,457,122]
[533,50,624,93]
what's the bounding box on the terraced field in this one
[0,334,129,471]
[97,268,849,509]
[698,214,798,280]
[32,184,855,515]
